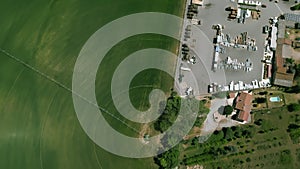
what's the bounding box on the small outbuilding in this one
[191,0,203,6]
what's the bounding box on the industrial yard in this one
[176,0,295,96]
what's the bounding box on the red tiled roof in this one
[235,92,253,111]
[235,92,253,122]
[275,44,285,73]
[267,64,272,78]
[238,111,249,122]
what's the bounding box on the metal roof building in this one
[284,13,300,23]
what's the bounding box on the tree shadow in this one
[218,105,225,115]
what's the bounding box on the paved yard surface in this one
[176,0,298,95]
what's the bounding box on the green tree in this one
[207,130,224,143]
[287,124,300,143]
[291,4,300,11]
[254,97,266,103]
[242,126,256,138]
[224,105,233,115]
[286,58,295,64]
[287,103,300,112]
[280,150,293,165]
[233,126,243,138]
[155,146,179,169]
[223,127,235,141]
[191,137,199,145]
[154,96,181,132]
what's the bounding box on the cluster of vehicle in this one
[181,44,196,64]
[187,4,199,19]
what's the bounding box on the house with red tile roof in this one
[235,92,253,122]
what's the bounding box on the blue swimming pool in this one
[269,96,281,102]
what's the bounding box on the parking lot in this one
[175,0,297,95]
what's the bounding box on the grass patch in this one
[291,3,300,11]
[178,107,300,169]
[0,0,186,169]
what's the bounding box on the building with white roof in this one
[270,26,278,50]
